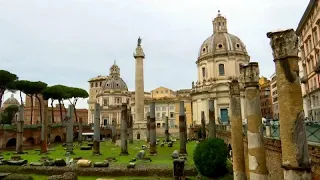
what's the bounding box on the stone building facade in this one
[87,62,130,126]
[259,77,273,119]
[270,73,279,120]
[297,0,320,121]
[190,11,250,124]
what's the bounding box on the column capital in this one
[229,80,240,95]
[267,29,298,60]
[242,62,260,88]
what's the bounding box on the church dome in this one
[3,94,20,106]
[198,11,248,59]
[100,61,128,91]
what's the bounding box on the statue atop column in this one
[137,37,142,46]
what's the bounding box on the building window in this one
[104,98,109,106]
[202,67,206,78]
[162,107,166,111]
[170,112,174,118]
[90,83,93,88]
[100,82,102,86]
[157,123,160,128]
[162,112,166,118]
[219,64,225,76]
[165,90,168,93]
[156,107,160,111]
[156,91,158,94]
[169,105,174,110]
[95,82,98,87]
[314,28,318,44]
[239,63,243,74]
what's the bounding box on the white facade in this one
[190,12,250,124]
[270,73,278,120]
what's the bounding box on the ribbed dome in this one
[100,61,128,91]
[4,94,20,106]
[198,11,248,59]
[198,33,248,57]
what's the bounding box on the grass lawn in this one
[2,139,196,167]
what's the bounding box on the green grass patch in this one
[2,140,196,167]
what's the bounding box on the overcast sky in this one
[1,0,309,109]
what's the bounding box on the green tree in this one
[0,70,18,109]
[31,81,47,124]
[14,80,32,105]
[193,138,228,178]
[49,85,70,122]
[65,87,89,123]
[42,86,64,123]
[1,105,19,124]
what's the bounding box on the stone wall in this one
[217,130,320,179]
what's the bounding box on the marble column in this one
[66,105,74,154]
[41,102,48,154]
[120,103,129,155]
[149,102,157,155]
[112,119,116,143]
[16,105,24,154]
[128,114,133,144]
[229,80,246,180]
[165,116,170,142]
[267,29,311,179]
[134,37,145,124]
[78,115,83,144]
[179,101,187,155]
[208,99,216,138]
[146,112,150,143]
[93,103,101,155]
[243,62,268,179]
[201,111,206,139]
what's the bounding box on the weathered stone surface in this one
[127,162,135,169]
[77,159,92,167]
[172,150,179,159]
[47,172,77,180]
[141,145,148,150]
[136,150,145,159]
[168,142,173,147]
[30,162,43,166]
[3,174,33,180]
[43,160,55,166]
[54,159,66,167]
[93,162,109,168]
[6,160,27,166]
[10,156,21,161]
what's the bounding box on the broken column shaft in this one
[165,116,170,142]
[16,105,24,154]
[208,99,216,138]
[229,80,246,180]
[120,103,129,155]
[149,102,157,155]
[267,29,311,179]
[201,111,206,139]
[93,103,101,155]
[243,62,268,179]
[179,101,187,155]
[111,119,116,143]
[66,105,74,154]
[41,103,48,154]
[146,112,150,143]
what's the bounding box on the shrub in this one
[193,138,228,178]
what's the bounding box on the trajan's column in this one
[134,37,145,126]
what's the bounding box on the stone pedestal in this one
[16,105,24,154]
[267,29,311,179]
[66,105,74,154]
[179,101,187,155]
[208,99,216,138]
[120,104,129,156]
[243,62,268,179]
[93,103,101,155]
[149,102,157,155]
[173,159,185,180]
[229,80,246,180]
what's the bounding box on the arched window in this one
[219,64,225,76]
[202,67,206,78]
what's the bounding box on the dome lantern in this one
[109,60,120,78]
[212,10,228,34]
